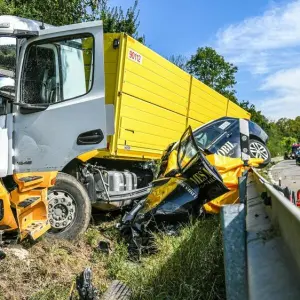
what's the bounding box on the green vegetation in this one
[280,136,298,153]
[0,44,15,73]
[0,216,224,300]
[186,47,238,103]
[111,217,225,300]
[0,0,143,40]
[171,52,300,157]
[2,0,298,156]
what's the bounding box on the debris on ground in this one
[70,268,100,300]
[0,249,6,260]
[98,241,111,255]
[5,244,29,261]
[101,280,132,300]
[119,126,263,256]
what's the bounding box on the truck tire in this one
[249,139,271,168]
[46,172,91,240]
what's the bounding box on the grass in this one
[256,161,275,181]
[0,215,225,300]
[109,216,225,300]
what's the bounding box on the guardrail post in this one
[292,191,296,205]
[221,204,247,300]
[239,171,248,204]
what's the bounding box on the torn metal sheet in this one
[118,123,265,255]
[119,127,229,254]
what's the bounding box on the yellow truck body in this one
[96,33,250,161]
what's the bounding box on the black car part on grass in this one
[69,268,100,300]
[119,127,229,257]
[70,268,131,300]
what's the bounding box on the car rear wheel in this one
[249,139,271,168]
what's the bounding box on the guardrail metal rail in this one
[221,168,300,300]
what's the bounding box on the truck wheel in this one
[46,172,91,240]
[249,139,271,168]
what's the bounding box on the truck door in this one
[13,21,108,173]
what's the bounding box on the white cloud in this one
[217,1,300,52]
[216,0,300,119]
[261,66,300,92]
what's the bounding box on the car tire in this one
[46,172,91,240]
[249,139,271,168]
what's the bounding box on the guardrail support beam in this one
[221,204,247,300]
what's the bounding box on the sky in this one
[110,0,300,121]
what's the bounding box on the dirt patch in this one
[0,215,225,300]
[0,229,112,299]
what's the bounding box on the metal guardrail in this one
[253,170,300,273]
[221,169,300,300]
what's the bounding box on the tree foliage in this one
[100,0,144,42]
[1,0,299,158]
[239,101,300,156]
[168,54,188,71]
[0,44,15,71]
[0,0,91,25]
[167,47,300,157]
[0,0,144,72]
[186,47,238,103]
[239,101,270,131]
[280,137,297,153]
[0,0,143,40]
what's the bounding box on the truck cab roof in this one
[0,15,53,36]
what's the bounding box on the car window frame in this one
[20,33,95,106]
[193,119,237,150]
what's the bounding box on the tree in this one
[186,47,238,102]
[168,54,188,71]
[0,0,92,25]
[281,137,297,153]
[0,0,144,41]
[239,101,270,131]
[100,0,144,42]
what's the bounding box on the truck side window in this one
[21,34,94,105]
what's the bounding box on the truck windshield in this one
[0,37,16,91]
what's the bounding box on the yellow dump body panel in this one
[96,33,251,161]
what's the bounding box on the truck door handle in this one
[77,129,104,145]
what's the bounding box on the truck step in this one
[22,220,51,240]
[18,196,40,208]
[18,176,43,183]
[14,175,44,192]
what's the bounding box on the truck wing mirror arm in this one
[11,102,49,114]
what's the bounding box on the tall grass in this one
[0,215,225,300]
[108,216,225,300]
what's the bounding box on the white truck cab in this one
[0,15,112,176]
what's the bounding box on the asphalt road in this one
[270,160,300,193]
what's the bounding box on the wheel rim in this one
[249,142,269,160]
[48,190,77,232]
